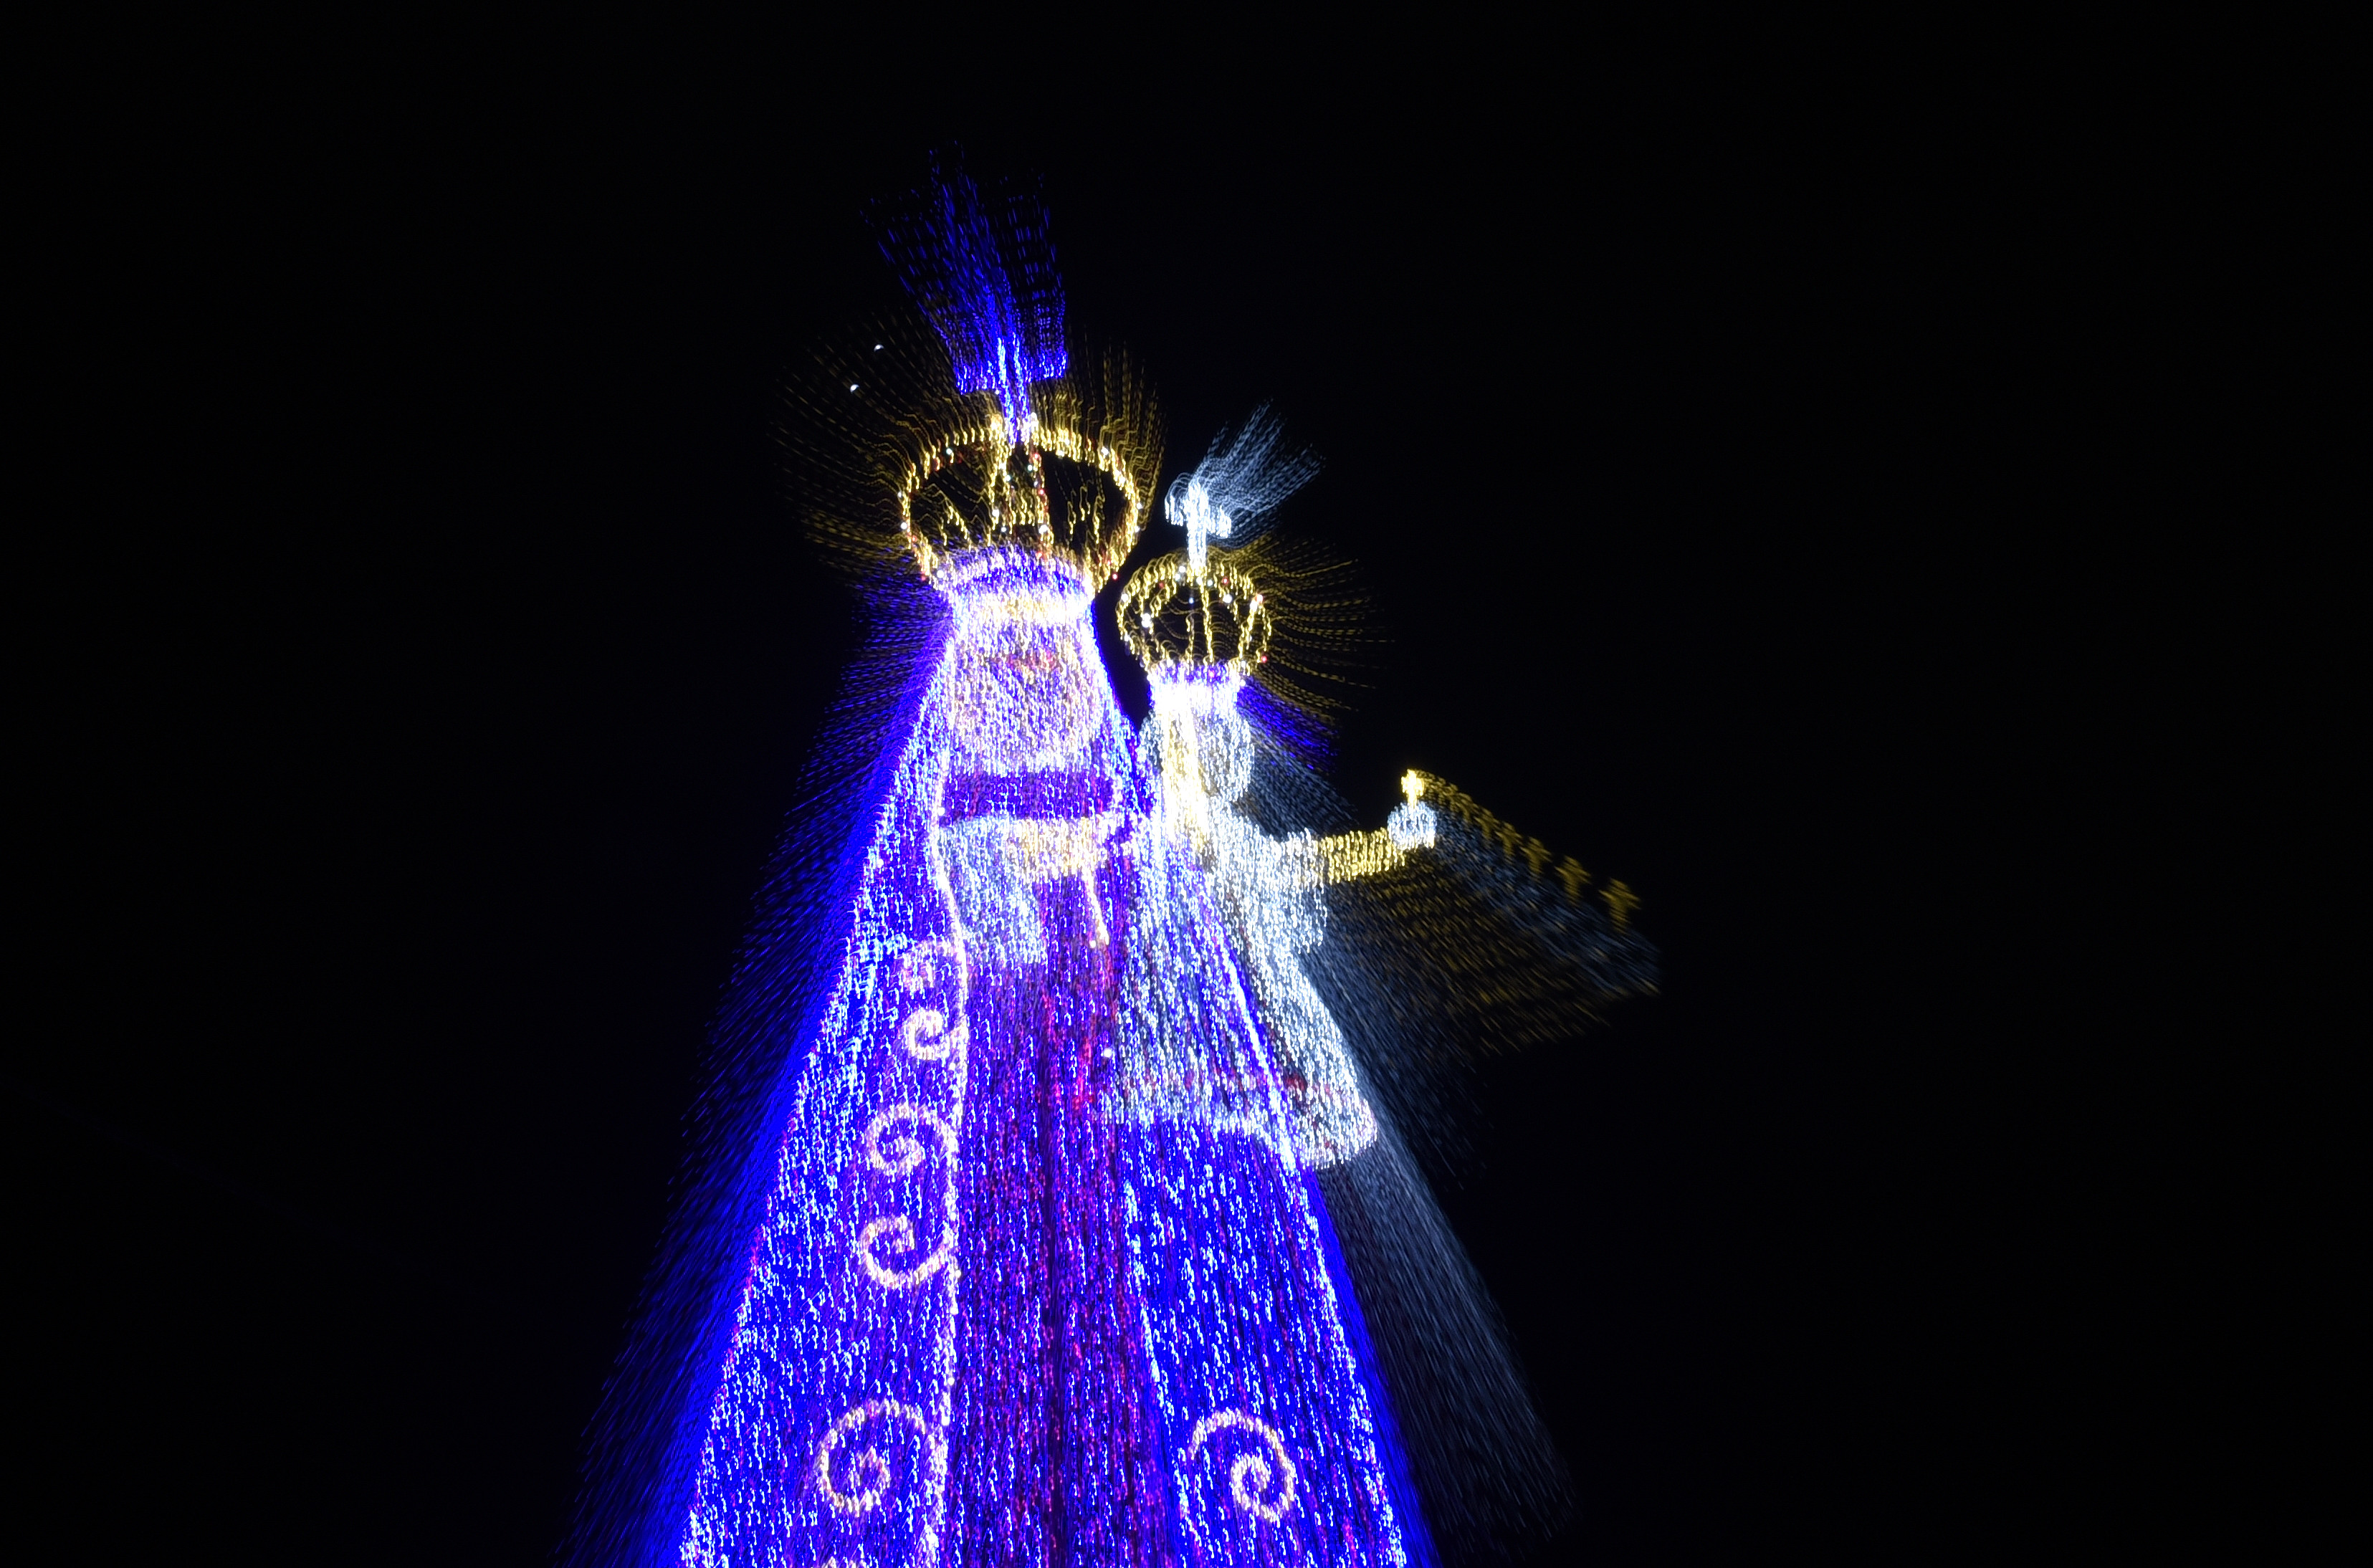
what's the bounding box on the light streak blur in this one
[566,160,1655,1568]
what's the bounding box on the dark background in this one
[15,26,2173,1565]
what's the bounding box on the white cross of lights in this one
[1175,478,1233,571]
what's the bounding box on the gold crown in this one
[1118,550,1273,674]
[892,365,1160,588]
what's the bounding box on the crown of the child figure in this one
[874,156,1158,588]
[1117,406,1315,672]
[1119,550,1272,675]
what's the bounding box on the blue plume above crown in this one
[874,152,1067,431]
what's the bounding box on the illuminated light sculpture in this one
[659,166,1418,1568]
[568,161,1655,1568]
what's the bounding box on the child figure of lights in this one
[1121,412,1437,1167]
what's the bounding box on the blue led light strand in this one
[874,151,1068,437]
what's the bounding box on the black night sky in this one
[16,28,2176,1566]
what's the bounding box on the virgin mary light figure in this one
[567,163,1653,1568]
